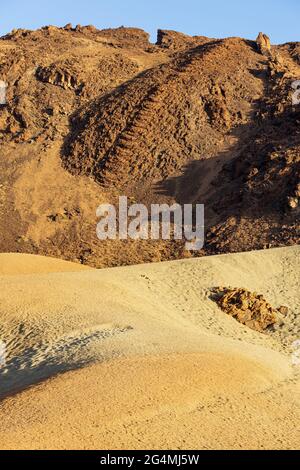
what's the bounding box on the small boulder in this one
[278,306,289,316]
[63,23,73,31]
[213,287,278,332]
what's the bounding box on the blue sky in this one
[0,0,299,44]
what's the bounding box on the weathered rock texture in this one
[0,26,299,267]
[214,287,278,332]
[256,32,271,54]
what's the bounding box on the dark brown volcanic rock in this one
[62,37,265,190]
[98,26,150,47]
[156,29,209,50]
[0,26,299,267]
[213,287,278,332]
[204,56,300,254]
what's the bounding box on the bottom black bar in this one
[0,450,296,465]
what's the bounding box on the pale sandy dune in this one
[0,253,93,275]
[0,247,299,450]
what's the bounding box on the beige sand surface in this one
[0,253,93,275]
[0,247,299,449]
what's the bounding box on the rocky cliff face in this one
[0,26,299,267]
[63,37,263,189]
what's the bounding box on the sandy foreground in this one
[0,247,299,450]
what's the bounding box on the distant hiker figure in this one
[0,80,7,105]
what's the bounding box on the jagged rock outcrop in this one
[63,23,73,31]
[256,32,271,54]
[98,26,150,47]
[36,64,82,91]
[156,29,208,51]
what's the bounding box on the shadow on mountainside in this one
[155,95,300,253]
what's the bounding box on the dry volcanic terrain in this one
[0,247,299,449]
[0,25,299,267]
[0,25,299,451]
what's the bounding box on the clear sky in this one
[1,0,299,44]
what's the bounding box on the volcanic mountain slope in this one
[0,25,299,267]
[62,37,264,189]
[204,56,300,254]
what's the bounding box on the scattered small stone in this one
[287,196,298,210]
[278,306,289,316]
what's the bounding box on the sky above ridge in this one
[1,0,299,44]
